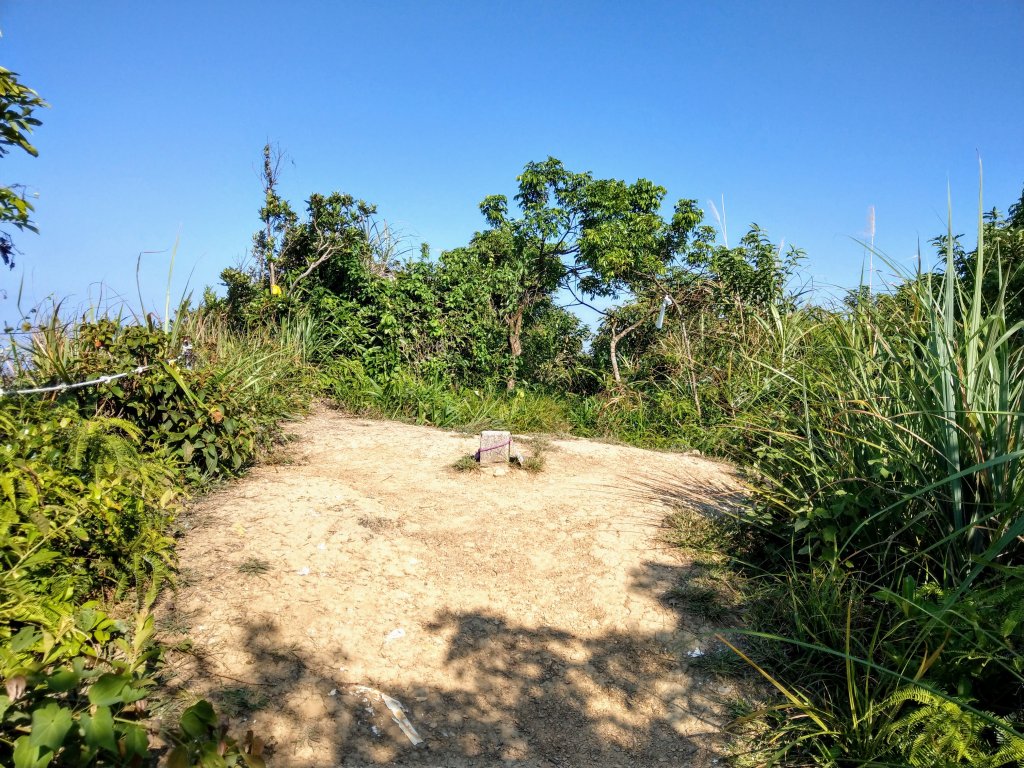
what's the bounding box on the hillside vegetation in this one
[2,133,1023,765]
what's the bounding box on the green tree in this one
[478,157,713,387]
[441,231,592,387]
[439,228,531,385]
[252,143,297,294]
[692,223,803,311]
[220,146,380,327]
[1,67,47,270]
[953,185,1024,327]
[278,191,379,296]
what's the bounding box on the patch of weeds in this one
[664,508,731,554]
[666,581,732,623]
[237,556,272,576]
[514,436,547,473]
[357,515,399,532]
[298,721,326,748]
[723,694,777,766]
[726,695,757,720]
[157,612,193,636]
[522,435,552,451]
[451,453,481,472]
[664,561,743,624]
[521,453,546,473]
[176,566,201,588]
[262,447,296,466]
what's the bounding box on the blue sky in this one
[2,1,1022,326]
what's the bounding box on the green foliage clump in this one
[1,66,48,270]
[0,307,310,765]
[700,187,1024,766]
[951,185,1024,328]
[321,356,577,434]
[882,686,1024,767]
[14,312,311,482]
[1,408,176,610]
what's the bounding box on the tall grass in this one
[720,177,1024,765]
[319,354,731,447]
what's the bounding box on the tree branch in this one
[563,282,610,317]
[291,213,339,288]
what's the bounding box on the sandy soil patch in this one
[159,405,744,767]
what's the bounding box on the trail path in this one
[160,405,744,767]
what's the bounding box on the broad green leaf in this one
[119,680,150,704]
[10,626,40,652]
[166,745,191,768]
[178,699,217,739]
[12,736,47,768]
[87,673,129,706]
[120,723,150,757]
[29,702,73,751]
[45,668,80,693]
[199,742,228,768]
[81,705,117,753]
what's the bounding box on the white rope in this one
[0,350,188,398]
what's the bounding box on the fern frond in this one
[882,686,1024,767]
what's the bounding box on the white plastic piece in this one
[655,294,673,330]
[380,692,425,746]
[347,685,424,747]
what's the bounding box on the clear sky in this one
[2,1,1022,326]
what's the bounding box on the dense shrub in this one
[708,214,1024,764]
[0,309,310,766]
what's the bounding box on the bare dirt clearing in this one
[159,405,745,767]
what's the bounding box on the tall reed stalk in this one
[724,171,1024,765]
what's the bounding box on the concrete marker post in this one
[478,430,512,465]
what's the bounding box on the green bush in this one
[0,308,310,765]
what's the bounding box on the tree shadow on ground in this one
[620,468,749,521]
[159,557,738,767]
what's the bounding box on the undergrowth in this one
[0,306,313,766]
[3,174,1021,767]
[657,185,1024,766]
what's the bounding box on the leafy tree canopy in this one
[476,157,714,386]
[480,156,714,303]
[1,66,48,270]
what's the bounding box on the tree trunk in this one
[610,321,623,386]
[609,313,652,387]
[506,306,524,391]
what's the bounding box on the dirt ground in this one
[159,404,745,767]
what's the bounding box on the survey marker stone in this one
[479,430,512,465]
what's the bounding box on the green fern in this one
[882,686,1024,767]
[66,415,144,475]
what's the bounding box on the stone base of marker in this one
[478,430,512,465]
